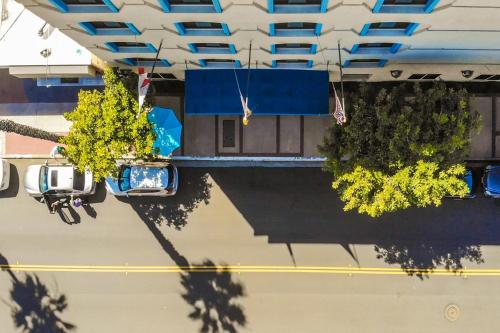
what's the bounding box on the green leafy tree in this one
[61,68,155,181]
[320,82,481,217]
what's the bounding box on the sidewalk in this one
[1,70,498,162]
[0,69,83,157]
[154,95,332,159]
[0,103,72,157]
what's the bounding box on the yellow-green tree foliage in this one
[61,68,155,181]
[333,162,470,217]
[320,82,481,218]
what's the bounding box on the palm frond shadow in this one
[181,260,246,333]
[0,253,75,333]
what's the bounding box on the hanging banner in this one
[138,67,151,111]
[333,88,346,125]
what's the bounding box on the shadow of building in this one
[208,167,497,278]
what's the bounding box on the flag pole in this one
[149,39,164,79]
[138,39,163,114]
[245,41,252,104]
[337,41,345,111]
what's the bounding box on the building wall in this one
[0,0,95,77]
[12,0,500,81]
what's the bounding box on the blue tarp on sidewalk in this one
[185,69,329,116]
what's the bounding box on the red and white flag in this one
[138,67,151,111]
[333,88,346,125]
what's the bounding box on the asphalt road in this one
[0,159,499,333]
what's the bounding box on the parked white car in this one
[105,162,178,196]
[0,159,10,191]
[24,163,95,197]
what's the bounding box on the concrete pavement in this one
[0,159,499,332]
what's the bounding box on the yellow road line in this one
[2,264,500,276]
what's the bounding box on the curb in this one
[172,156,326,168]
[0,155,327,167]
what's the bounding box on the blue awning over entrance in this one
[185,69,329,116]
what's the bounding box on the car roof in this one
[128,165,169,189]
[45,165,76,191]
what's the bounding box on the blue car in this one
[105,162,178,197]
[483,165,500,198]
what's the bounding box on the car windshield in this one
[73,169,86,191]
[118,166,132,191]
[39,166,49,193]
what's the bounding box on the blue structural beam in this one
[185,69,329,116]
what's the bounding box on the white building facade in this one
[0,0,105,80]
[7,0,500,82]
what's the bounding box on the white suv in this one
[24,163,95,197]
[0,159,10,191]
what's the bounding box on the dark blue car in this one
[483,165,500,198]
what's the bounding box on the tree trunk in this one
[0,119,62,143]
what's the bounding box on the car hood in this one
[24,165,42,195]
[485,167,500,193]
[105,176,121,194]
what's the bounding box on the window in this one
[73,170,86,191]
[174,22,230,36]
[270,22,322,37]
[408,73,441,80]
[272,59,313,69]
[351,43,402,54]
[343,59,388,68]
[105,42,157,53]
[49,0,118,13]
[128,189,162,194]
[199,59,241,68]
[272,43,317,55]
[473,74,500,81]
[373,0,439,13]
[150,73,177,80]
[37,77,105,87]
[79,22,140,36]
[268,0,328,13]
[157,0,221,13]
[39,166,48,193]
[342,74,372,81]
[189,43,236,54]
[119,58,171,67]
[360,22,419,36]
[60,77,80,84]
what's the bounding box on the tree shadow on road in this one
[181,259,246,333]
[0,254,75,333]
[130,183,247,333]
[374,242,484,279]
[126,169,212,230]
